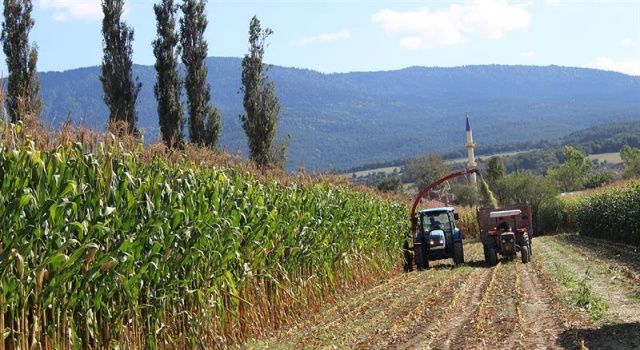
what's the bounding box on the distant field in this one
[346,150,623,179]
[347,150,529,178]
[446,150,529,164]
[588,152,622,164]
[350,166,402,177]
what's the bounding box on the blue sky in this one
[2,0,639,75]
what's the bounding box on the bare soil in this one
[243,235,640,350]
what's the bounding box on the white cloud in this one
[618,38,639,48]
[38,0,102,21]
[371,0,531,50]
[545,0,560,5]
[595,56,640,76]
[293,30,351,47]
[521,50,535,58]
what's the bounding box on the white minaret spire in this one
[465,114,477,185]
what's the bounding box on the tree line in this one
[1,0,283,169]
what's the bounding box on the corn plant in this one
[0,139,407,349]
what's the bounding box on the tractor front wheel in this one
[453,242,464,265]
[403,241,413,272]
[415,244,427,270]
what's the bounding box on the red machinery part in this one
[410,168,480,233]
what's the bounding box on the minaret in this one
[465,114,477,185]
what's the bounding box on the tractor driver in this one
[497,219,511,232]
[429,216,442,230]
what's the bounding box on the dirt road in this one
[243,234,640,349]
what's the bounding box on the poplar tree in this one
[240,16,282,168]
[179,0,220,147]
[1,0,41,122]
[153,0,183,147]
[100,0,141,134]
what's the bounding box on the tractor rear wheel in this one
[521,245,530,264]
[453,242,464,265]
[487,245,498,267]
[415,244,427,271]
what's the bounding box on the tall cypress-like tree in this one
[240,16,282,168]
[100,0,141,134]
[179,0,220,147]
[1,0,41,122]
[153,0,183,147]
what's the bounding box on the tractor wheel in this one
[487,245,498,267]
[453,242,464,265]
[521,245,530,264]
[415,244,427,271]
[403,241,413,272]
[483,244,490,262]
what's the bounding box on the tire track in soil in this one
[360,266,475,350]
[263,269,425,348]
[364,242,487,350]
[289,270,431,348]
[521,257,593,350]
[274,243,484,349]
[410,266,493,350]
[349,243,487,349]
[518,260,566,349]
[469,261,527,350]
[289,264,466,348]
[443,259,502,350]
[246,237,633,350]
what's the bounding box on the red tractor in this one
[477,204,533,266]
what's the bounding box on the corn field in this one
[537,181,640,246]
[0,140,407,349]
[575,181,640,245]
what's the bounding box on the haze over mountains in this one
[37,57,640,171]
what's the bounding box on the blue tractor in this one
[413,207,464,270]
[403,168,478,272]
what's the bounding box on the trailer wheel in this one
[453,242,464,265]
[521,245,530,264]
[487,245,498,267]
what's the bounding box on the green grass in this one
[551,263,608,319]
[587,152,622,164]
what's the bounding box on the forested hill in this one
[37,58,640,170]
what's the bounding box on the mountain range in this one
[36,57,640,171]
